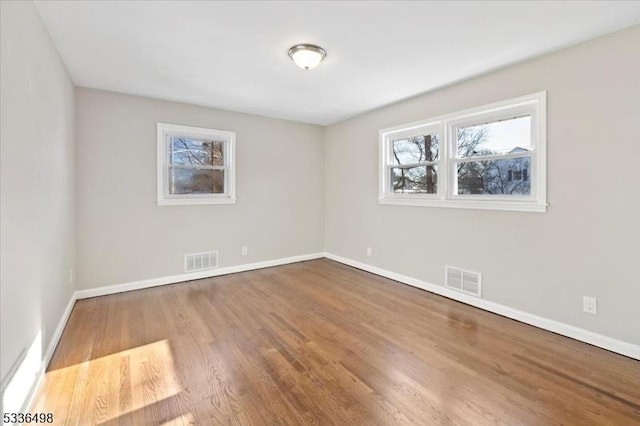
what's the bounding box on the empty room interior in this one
[2,1,640,424]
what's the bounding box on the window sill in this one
[158,197,236,206]
[379,197,547,213]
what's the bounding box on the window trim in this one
[157,122,236,206]
[379,91,547,213]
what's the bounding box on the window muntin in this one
[379,92,546,212]
[157,123,236,206]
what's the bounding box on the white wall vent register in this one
[445,265,482,297]
[184,251,218,273]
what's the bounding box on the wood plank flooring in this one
[32,259,640,425]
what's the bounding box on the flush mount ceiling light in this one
[287,44,327,70]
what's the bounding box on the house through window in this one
[379,92,546,212]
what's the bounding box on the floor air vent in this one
[184,251,218,273]
[445,266,482,297]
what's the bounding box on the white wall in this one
[1,0,75,388]
[324,26,640,346]
[75,89,324,290]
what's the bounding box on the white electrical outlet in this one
[366,247,372,257]
[241,246,248,256]
[583,296,597,314]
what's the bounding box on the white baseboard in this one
[4,291,78,415]
[16,252,323,414]
[14,250,638,415]
[324,252,640,361]
[43,294,77,374]
[75,252,325,299]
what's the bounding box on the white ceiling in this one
[34,1,640,125]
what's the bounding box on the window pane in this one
[391,165,437,194]
[457,156,530,195]
[170,168,224,194]
[392,134,439,164]
[171,137,224,166]
[457,115,530,158]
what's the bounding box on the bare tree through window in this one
[392,134,439,194]
[379,92,545,211]
[170,138,225,194]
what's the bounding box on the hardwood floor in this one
[32,259,640,425]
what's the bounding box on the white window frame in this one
[157,122,236,206]
[379,92,547,212]
[382,122,442,200]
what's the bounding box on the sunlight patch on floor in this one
[32,339,184,424]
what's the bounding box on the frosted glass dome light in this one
[288,44,327,70]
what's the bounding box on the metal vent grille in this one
[184,251,218,273]
[445,265,482,297]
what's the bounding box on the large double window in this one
[379,92,546,212]
[157,123,236,206]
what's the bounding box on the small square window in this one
[157,123,236,206]
[513,170,523,181]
